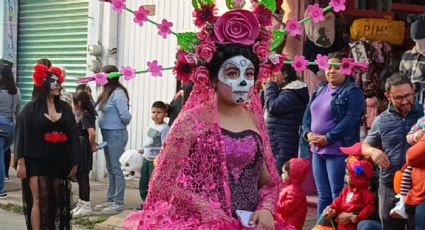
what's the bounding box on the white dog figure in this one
[119,149,144,180]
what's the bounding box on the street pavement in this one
[0,170,317,229]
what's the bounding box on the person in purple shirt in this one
[301,52,365,216]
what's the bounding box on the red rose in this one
[196,40,217,63]
[214,9,260,46]
[258,29,273,41]
[253,41,270,62]
[253,5,273,26]
[191,66,210,86]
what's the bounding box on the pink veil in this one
[123,80,294,229]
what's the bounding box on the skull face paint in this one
[48,75,61,90]
[218,55,255,104]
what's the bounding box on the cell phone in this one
[96,141,108,150]
[236,210,255,228]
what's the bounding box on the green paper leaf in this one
[192,0,199,10]
[260,0,276,13]
[226,0,233,9]
[177,32,199,52]
[271,31,286,51]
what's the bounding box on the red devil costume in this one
[328,143,375,230]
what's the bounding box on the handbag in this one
[312,212,336,230]
[350,16,405,45]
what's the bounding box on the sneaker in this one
[0,191,7,199]
[4,177,9,182]
[94,201,113,211]
[71,199,83,215]
[101,203,124,215]
[390,200,408,219]
[73,201,92,217]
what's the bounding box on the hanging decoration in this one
[82,0,363,86]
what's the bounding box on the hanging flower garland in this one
[84,0,359,87]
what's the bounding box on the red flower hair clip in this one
[32,64,65,88]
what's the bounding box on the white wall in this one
[117,0,196,150]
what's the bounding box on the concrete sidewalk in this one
[0,170,141,230]
[1,170,317,230]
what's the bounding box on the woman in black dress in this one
[71,91,97,217]
[15,64,79,230]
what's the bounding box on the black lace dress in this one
[15,101,79,230]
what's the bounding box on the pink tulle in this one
[123,82,293,229]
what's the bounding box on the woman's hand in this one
[68,165,78,178]
[313,135,328,148]
[249,209,275,230]
[16,159,26,179]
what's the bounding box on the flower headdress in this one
[176,1,286,86]
[32,64,64,88]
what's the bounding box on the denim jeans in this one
[312,153,347,216]
[101,128,128,206]
[0,117,13,193]
[378,184,411,230]
[357,220,382,230]
[406,202,425,230]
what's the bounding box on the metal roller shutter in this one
[17,0,89,102]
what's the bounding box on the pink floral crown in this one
[175,2,286,86]
[80,0,367,86]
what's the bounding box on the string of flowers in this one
[78,55,368,86]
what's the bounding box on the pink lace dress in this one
[222,129,264,215]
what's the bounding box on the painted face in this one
[415,38,425,54]
[218,55,255,104]
[49,75,61,90]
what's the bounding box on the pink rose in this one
[258,63,273,81]
[253,41,270,62]
[196,41,216,63]
[214,9,260,46]
[191,66,210,86]
[197,28,212,41]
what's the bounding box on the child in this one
[276,158,310,230]
[324,145,375,230]
[139,101,170,202]
[71,91,97,217]
[390,114,425,219]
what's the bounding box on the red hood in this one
[289,158,310,185]
[347,157,374,190]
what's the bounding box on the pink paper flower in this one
[191,66,210,86]
[214,9,260,46]
[307,4,325,23]
[121,66,136,81]
[147,60,163,77]
[133,6,150,27]
[316,54,329,70]
[340,58,355,75]
[286,17,302,36]
[196,40,217,63]
[95,72,109,86]
[157,19,173,39]
[253,41,271,62]
[111,0,126,14]
[254,4,273,26]
[234,0,245,4]
[330,0,346,12]
[292,55,309,72]
[77,76,95,84]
